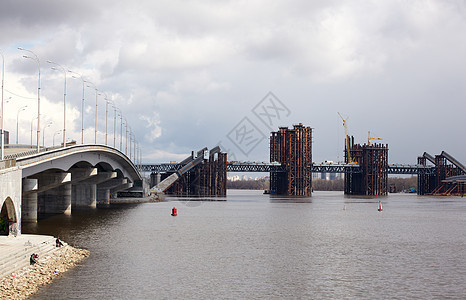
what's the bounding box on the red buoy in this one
[171,207,177,216]
[378,200,383,212]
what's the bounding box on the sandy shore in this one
[0,245,89,299]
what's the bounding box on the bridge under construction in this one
[143,124,465,197]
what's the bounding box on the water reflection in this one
[25,190,466,299]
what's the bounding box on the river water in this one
[23,190,466,299]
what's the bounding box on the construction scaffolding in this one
[344,136,388,196]
[417,151,465,196]
[270,123,312,196]
[162,151,227,197]
[417,153,437,195]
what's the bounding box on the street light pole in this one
[48,61,67,148]
[30,116,38,146]
[42,121,52,148]
[85,82,98,144]
[120,113,123,151]
[102,93,109,146]
[69,71,85,144]
[53,130,61,147]
[129,128,132,161]
[16,105,27,144]
[18,47,41,153]
[113,104,117,148]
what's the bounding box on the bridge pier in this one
[72,171,117,206]
[150,172,161,187]
[38,183,72,215]
[344,138,388,196]
[71,167,98,208]
[34,172,72,215]
[21,178,38,222]
[73,184,97,208]
[97,178,128,204]
[269,124,312,196]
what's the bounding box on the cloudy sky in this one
[1,0,465,164]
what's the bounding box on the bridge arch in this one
[0,197,18,236]
[17,145,140,182]
[14,145,142,225]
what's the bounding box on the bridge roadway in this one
[1,144,142,235]
[141,162,435,175]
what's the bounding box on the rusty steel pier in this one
[155,147,227,197]
[344,136,389,196]
[418,151,466,196]
[144,126,464,198]
[269,123,312,196]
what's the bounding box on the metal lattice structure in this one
[417,151,466,196]
[344,136,388,196]
[270,124,312,196]
[163,151,227,197]
[144,162,431,174]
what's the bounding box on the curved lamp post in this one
[18,47,41,153]
[53,130,61,147]
[113,104,117,148]
[85,81,98,144]
[118,110,123,151]
[129,128,132,161]
[125,123,128,155]
[47,61,67,148]
[101,92,110,146]
[16,105,27,144]
[42,121,52,148]
[30,115,39,146]
[69,71,85,144]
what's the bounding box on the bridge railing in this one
[4,149,40,160]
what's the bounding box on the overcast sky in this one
[1,0,465,164]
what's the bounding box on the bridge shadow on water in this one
[21,203,142,246]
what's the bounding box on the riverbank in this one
[0,244,89,299]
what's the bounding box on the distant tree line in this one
[227,179,269,190]
[227,177,418,192]
[312,179,344,191]
[387,176,417,192]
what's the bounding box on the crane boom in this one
[368,131,382,145]
[337,112,354,164]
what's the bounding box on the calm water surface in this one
[23,190,466,299]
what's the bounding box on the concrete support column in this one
[21,178,38,222]
[72,183,97,208]
[39,183,72,215]
[97,178,128,204]
[97,188,110,205]
[36,172,71,215]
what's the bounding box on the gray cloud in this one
[1,0,466,164]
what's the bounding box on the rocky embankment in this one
[0,245,89,299]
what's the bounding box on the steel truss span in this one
[141,163,433,175]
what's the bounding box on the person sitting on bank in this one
[30,253,38,265]
[56,237,64,247]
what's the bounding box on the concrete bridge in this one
[0,145,142,236]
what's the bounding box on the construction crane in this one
[337,112,355,164]
[368,131,382,145]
